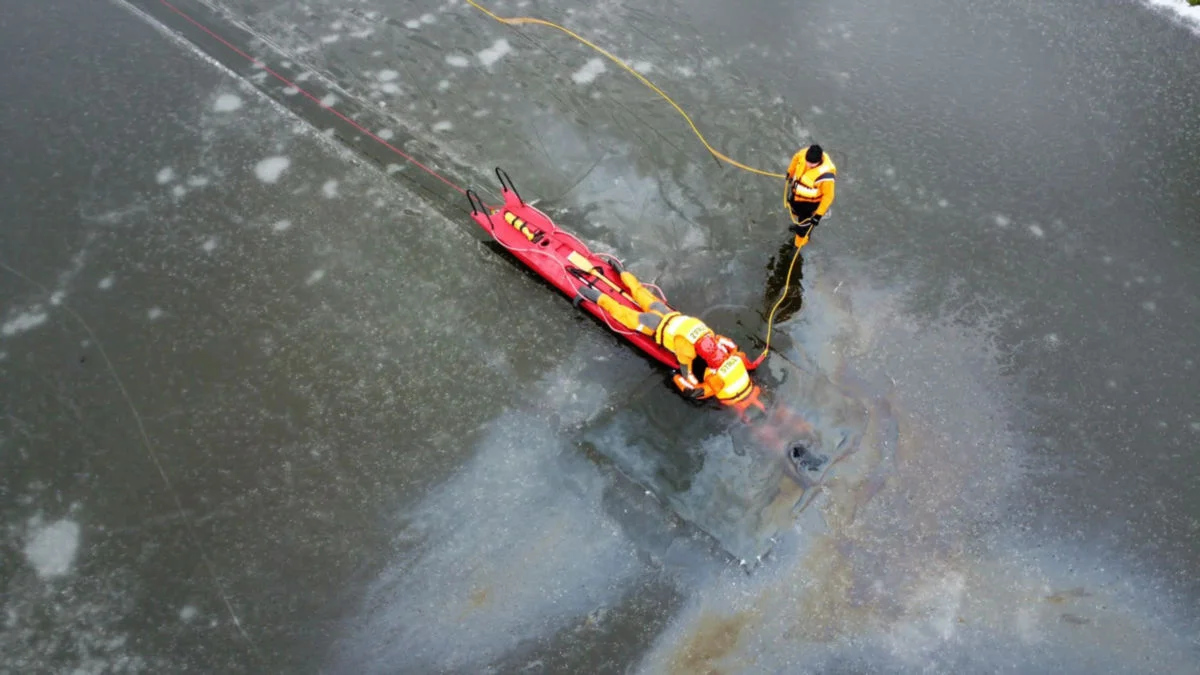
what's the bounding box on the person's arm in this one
[815,174,836,216]
[786,151,804,180]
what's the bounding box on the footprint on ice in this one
[255,156,291,184]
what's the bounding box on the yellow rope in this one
[756,239,804,363]
[464,0,787,180]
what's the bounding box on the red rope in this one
[158,0,469,196]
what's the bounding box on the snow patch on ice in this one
[436,79,451,91]
[320,34,340,44]
[50,291,65,306]
[23,519,81,579]
[306,269,326,285]
[1028,224,1045,238]
[446,54,470,67]
[674,65,695,78]
[322,180,339,198]
[2,310,49,337]
[1142,300,1157,312]
[147,307,164,320]
[320,93,340,107]
[477,39,512,67]
[296,71,313,82]
[201,237,218,253]
[380,83,400,94]
[98,276,114,290]
[993,214,1011,227]
[432,120,454,132]
[272,219,292,232]
[351,27,374,39]
[378,69,399,82]
[283,86,300,96]
[937,198,949,208]
[156,167,175,184]
[187,175,210,188]
[213,93,242,112]
[420,13,436,24]
[171,185,187,198]
[631,60,654,73]
[1142,0,1200,33]
[377,129,394,140]
[405,19,421,29]
[255,156,290,183]
[180,606,199,622]
[571,58,606,84]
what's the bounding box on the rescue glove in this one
[807,213,822,227]
[789,222,811,237]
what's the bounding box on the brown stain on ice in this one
[668,609,755,675]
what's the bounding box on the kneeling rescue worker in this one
[574,260,764,415]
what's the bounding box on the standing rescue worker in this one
[784,143,837,246]
[574,260,762,411]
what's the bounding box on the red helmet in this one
[695,334,725,365]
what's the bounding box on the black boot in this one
[573,284,602,307]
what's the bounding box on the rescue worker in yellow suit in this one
[765,143,838,324]
[573,259,763,413]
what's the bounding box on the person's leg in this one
[788,200,817,225]
[616,271,670,313]
[595,292,657,335]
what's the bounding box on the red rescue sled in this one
[467,168,680,369]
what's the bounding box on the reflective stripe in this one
[791,155,838,202]
[714,355,752,401]
[654,311,683,344]
[658,314,708,349]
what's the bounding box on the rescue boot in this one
[606,256,626,276]
[573,284,602,307]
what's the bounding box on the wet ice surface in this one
[5,0,1200,672]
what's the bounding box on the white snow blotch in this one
[171,185,187,198]
[377,129,394,140]
[937,198,950,208]
[23,519,81,579]
[320,93,340,107]
[156,167,175,185]
[320,34,340,44]
[631,60,654,74]
[404,19,421,29]
[147,307,164,320]
[187,176,210,188]
[283,86,300,96]
[445,54,470,68]
[322,180,340,198]
[272,219,292,232]
[1028,224,1045,238]
[50,291,65,306]
[993,214,1011,228]
[477,39,512,67]
[377,69,399,82]
[420,13,436,24]
[306,269,326,285]
[180,606,199,622]
[2,310,49,337]
[255,156,291,184]
[98,276,114,290]
[1144,0,1200,33]
[201,237,218,253]
[432,120,454,132]
[1142,300,1157,312]
[436,79,451,92]
[380,83,400,94]
[572,58,606,84]
[213,93,243,112]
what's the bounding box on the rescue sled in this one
[467,168,680,369]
